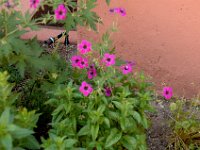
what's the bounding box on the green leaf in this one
[63,102,72,115]
[120,117,126,131]
[108,111,120,121]
[121,135,137,150]
[112,101,122,110]
[0,107,11,125]
[97,105,106,114]
[52,104,64,117]
[1,134,12,150]
[91,124,99,141]
[17,60,26,78]
[96,143,103,150]
[115,58,126,66]
[105,129,122,148]
[8,124,33,139]
[103,117,110,128]
[65,139,77,148]
[78,125,90,136]
[141,116,148,129]
[20,135,40,149]
[132,111,141,124]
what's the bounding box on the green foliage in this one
[168,99,200,150]
[38,0,110,32]
[0,72,40,150]
[0,0,153,149]
[44,30,153,149]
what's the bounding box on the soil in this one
[147,100,172,150]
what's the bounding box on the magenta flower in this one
[162,87,173,100]
[118,8,126,16]
[78,40,92,54]
[104,87,112,97]
[54,4,67,20]
[77,57,88,69]
[120,64,133,75]
[88,64,95,70]
[109,8,115,13]
[30,0,40,9]
[79,81,93,96]
[109,7,126,16]
[71,55,82,68]
[102,53,115,67]
[87,68,97,79]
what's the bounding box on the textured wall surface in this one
[78,0,200,98]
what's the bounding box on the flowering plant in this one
[43,30,154,149]
[0,0,153,149]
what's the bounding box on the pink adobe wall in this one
[78,0,200,98]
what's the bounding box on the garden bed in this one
[41,42,172,149]
[41,42,200,150]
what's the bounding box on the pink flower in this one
[78,40,92,54]
[87,68,97,79]
[77,57,88,69]
[120,64,133,74]
[71,55,82,68]
[118,8,126,16]
[109,7,126,16]
[109,8,115,13]
[54,4,67,20]
[102,53,115,67]
[79,81,93,96]
[104,87,112,97]
[30,0,40,9]
[88,64,95,70]
[162,87,173,100]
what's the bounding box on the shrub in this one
[0,71,40,150]
[41,30,154,149]
[0,0,153,149]
[168,99,200,149]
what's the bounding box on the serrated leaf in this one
[112,101,122,110]
[108,111,119,121]
[141,116,148,129]
[97,105,106,114]
[105,129,122,148]
[132,111,141,123]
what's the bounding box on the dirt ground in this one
[147,100,172,150]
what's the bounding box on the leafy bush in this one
[168,99,200,149]
[41,30,154,149]
[0,0,153,149]
[0,71,40,150]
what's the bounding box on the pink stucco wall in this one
[78,0,200,98]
